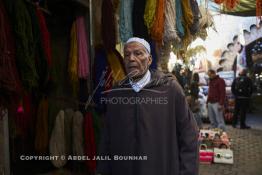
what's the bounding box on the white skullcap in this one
[125,37,151,53]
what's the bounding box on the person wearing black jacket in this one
[231,69,253,129]
[97,37,199,175]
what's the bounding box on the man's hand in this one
[218,104,224,111]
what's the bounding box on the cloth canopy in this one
[206,0,256,17]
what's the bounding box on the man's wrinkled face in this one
[124,42,152,79]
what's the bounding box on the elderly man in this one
[97,37,199,175]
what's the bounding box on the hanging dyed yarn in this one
[119,0,134,42]
[257,0,262,18]
[181,0,194,46]
[49,110,67,168]
[6,0,39,90]
[175,0,185,38]
[76,16,90,79]
[150,0,165,43]
[35,98,49,154]
[68,21,79,95]
[189,0,201,35]
[224,0,239,10]
[163,0,179,43]
[144,0,157,31]
[84,112,96,173]
[0,0,22,99]
[27,5,49,90]
[106,49,126,83]
[35,6,52,68]
[214,0,224,4]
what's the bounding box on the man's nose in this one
[128,53,136,61]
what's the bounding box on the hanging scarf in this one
[175,0,185,38]
[35,6,52,68]
[150,0,165,43]
[132,0,149,39]
[34,98,49,154]
[84,112,96,173]
[144,0,157,31]
[72,111,85,156]
[107,49,126,83]
[0,0,22,99]
[68,21,79,95]
[102,0,117,50]
[76,16,90,79]
[119,0,134,42]
[163,0,179,43]
[6,0,39,90]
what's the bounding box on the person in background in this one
[207,69,226,131]
[187,72,203,129]
[97,37,199,175]
[231,69,253,129]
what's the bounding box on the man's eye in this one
[124,53,130,57]
[135,52,143,56]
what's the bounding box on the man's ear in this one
[148,55,152,66]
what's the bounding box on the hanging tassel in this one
[15,95,32,139]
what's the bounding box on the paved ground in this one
[1,107,262,175]
[200,108,262,175]
[200,126,262,175]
